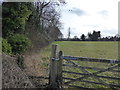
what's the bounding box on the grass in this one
[53,41,119,59]
[39,41,120,88]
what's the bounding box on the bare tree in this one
[25,1,65,52]
[67,27,71,40]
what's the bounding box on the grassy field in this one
[39,41,120,88]
[41,41,119,59]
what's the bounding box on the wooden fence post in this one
[57,51,63,88]
[49,45,63,89]
[49,44,58,88]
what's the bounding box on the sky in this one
[59,0,120,38]
[0,0,119,38]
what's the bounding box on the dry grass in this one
[24,53,48,77]
[23,53,49,87]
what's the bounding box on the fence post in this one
[57,51,63,88]
[49,44,58,88]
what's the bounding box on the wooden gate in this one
[49,45,120,89]
[61,56,120,89]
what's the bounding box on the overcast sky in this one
[1,0,119,38]
[59,0,119,38]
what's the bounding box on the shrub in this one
[2,38,12,55]
[8,34,31,54]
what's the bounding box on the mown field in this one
[39,41,120,89]
[40,41,119,60]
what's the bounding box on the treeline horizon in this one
[57,30,120,41]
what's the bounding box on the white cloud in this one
[68,7,86,16]
[60,0,119,38]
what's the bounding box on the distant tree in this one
[118,37,120,41]
[73,36,79,41]
[87,31,101,41]
[105,37,109,41]
[87,32,92,40]
[67,27,71,40]
[114,34,120,41]
[92,31,101,41]
[81,34,86,41]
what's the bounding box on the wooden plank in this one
[64,59,90,74]
[61,56,120,64]
[64,84,93,89]
[63,70,88,75]
[96,75,120,80]
[93,64,119,75]
[63,64,120,72]
[64,74,120,85]
[63,71,120,80]
[63,77,120,88]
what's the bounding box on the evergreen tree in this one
[2,2,32,38]
[81,34,86,41]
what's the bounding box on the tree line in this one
[58,30,120,41]
[2,1,64,55]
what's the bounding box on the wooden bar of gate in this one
[61,56,120,64]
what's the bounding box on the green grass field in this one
[41,41,119,59]
[39,41,120,88]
